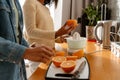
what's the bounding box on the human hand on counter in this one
[23,44,54,63]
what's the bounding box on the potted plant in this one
[83,3,101,41]
[84,3,100,26]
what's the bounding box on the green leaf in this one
[83,3,101,26]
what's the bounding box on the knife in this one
[55,60,86,79]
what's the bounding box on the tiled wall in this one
[108,0,120,20]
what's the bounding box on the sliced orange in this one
[55,51,65,56]
[52,56,66,67]
[72,49,84,58]
[66,19,78,28]
[66,56,78,61]
[60,60,76,73]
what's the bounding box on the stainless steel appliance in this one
[94,20,120,49]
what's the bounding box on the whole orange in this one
[66,19,78,29]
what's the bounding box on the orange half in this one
[66,56,78,61]
[60,60,76,73]
[52,56,66,67]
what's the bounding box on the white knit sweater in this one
[23,0,55,48]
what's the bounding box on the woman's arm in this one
[23,0,55,40]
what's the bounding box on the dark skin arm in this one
[23,44,54,63]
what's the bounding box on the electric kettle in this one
[94,20,112,49]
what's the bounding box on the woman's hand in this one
[55,35,69,43]
[55,23,74,38]
[23,44,54,63]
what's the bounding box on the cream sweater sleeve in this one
[23,0,55,40]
